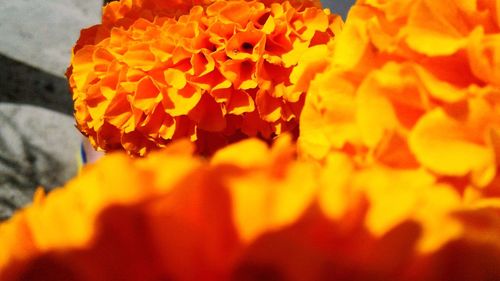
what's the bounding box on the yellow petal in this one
[409,98,495,184]
[164,68,187,90]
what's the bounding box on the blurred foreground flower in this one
[299,0,500,196]
[67,0,342,156]
[1,138,500,281]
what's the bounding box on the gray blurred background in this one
[0,0,355,220]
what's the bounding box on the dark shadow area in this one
[0,54,73,116]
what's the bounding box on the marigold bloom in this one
[299,0,500,195]
[67,0,343,155]
[1,138,500,281]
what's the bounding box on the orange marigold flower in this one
[1,138,500,281]
[299,0,500,195]
[66,0,343,156]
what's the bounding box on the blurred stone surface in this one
[0,0,102,76]
[0,104,81,220]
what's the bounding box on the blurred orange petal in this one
[409,98,497,186]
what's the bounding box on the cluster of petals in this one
[4,0,500,279]
[100,0,323,24]
[1,138,500,281]
[67,0,342,155]
[299,0,500,196]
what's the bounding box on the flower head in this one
[67,0,342,155]
[299,0,500,195]
[1,138,500,280]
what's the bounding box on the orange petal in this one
[289,45,329,101]
[226,27,265,62]
[227,90,255,115]
[409,98,496,185]
[122,43,156,71]
[404,0,469,56]
[188,94,226,132]
[467,28,500,87]
[255,90,282,122]
[331,8,372,72]
[414,64,466,103]
[299,6,330,40]
[162,84,202,116]
[356,71,400,148]
[212,139,317,242]
[164,68,187,89]
[72,45,97,90]
[220,60,258,90]
[132,76,161,113]
[105,92,133,129]
[299,71,360,159]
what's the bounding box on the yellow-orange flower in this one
[1,138,500,281]
[299,0,500,196]
[67,0,343,156]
